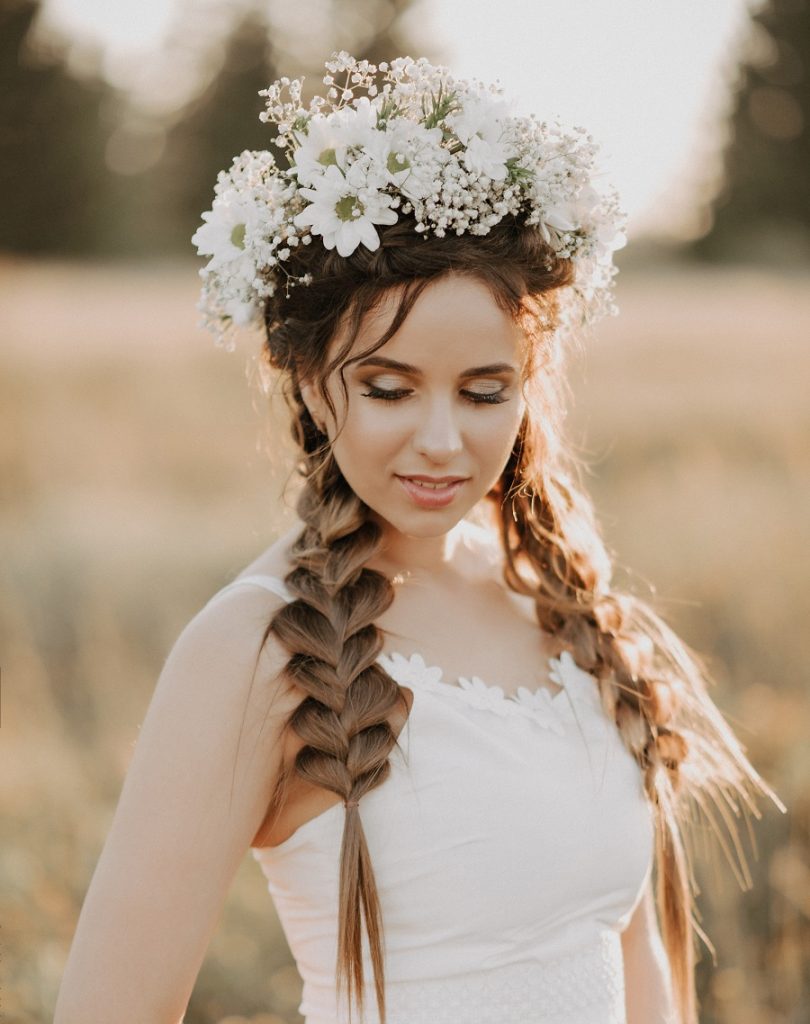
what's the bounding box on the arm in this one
[621,874,678,1024]
[53,586,293,1024]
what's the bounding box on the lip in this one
[397,474,469,484]
[395,474,468,509]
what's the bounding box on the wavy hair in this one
[251,214,784,1024]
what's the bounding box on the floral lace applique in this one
[375,649,604,736]
[379,651,445,689]
[548,651,604,712]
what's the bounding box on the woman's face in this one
[302,273,529,539]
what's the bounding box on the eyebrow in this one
[354,356,517,378]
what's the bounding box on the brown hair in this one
[252,213,784,1024]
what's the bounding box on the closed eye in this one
[360,385,507,405]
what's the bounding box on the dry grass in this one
[1,256,807,1023]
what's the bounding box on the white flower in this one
[293,164,398,257]
[515,685,566,735]
[362,120,447,201]
[379,651,444,688]
[447,92,509,146]
[548,651,601,709]
[191,195,261,271]
[461,134,512,181]
[456,675,512,716]
[222,292,259,325]
[291,98,378,186]
[447,93,515,181]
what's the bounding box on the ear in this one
[300,379,327,434]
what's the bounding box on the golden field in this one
[1,257,807,1023]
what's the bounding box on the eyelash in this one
[360,384,507,405]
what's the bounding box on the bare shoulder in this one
[185,565,300,719]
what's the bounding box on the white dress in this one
[209,568,655,1024]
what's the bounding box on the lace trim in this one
[377,649,603,734]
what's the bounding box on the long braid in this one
[261,415,408,1022]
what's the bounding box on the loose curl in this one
[250,213,783,1024]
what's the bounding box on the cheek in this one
[472,403,524,460]
[353,402,410,445]
[331,402,406,474]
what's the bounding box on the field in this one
[1,256,808,1023]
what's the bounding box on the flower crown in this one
[192,52,628,351]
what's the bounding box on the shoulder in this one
[165,568,301,732]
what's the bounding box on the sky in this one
[38,0,763,240]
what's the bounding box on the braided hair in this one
[251,214,783,1024]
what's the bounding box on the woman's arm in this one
[621,874,678,1024]
[53,586,292,1024]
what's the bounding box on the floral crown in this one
[192,52,628,351]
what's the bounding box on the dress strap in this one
[207,573,295,606]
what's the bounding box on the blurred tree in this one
[332,0,418,66]
[0,0,420,259]
[0,0,119,255]
[692,0,810,263]
[139,7,281,255]
[141,0,420,256]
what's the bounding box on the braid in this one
[261,445,407,1024]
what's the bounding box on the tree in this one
[0,0,119,254]
[141,0,421,256]
[142,8,281,255]
[691,0,810,263]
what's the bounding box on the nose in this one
[411,397,464,461]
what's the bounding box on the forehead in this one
[340,274,527,371]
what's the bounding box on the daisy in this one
[293,164,398,257]
[191,195,262,271]
[291,99,378,187]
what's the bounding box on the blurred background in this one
[1,0,807,1021]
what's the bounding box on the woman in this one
[54,54,785,1024]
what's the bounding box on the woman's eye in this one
[360,384,508,405]
[360,385,412,401]
[463,389,507,405]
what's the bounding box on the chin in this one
[367,499,471,538]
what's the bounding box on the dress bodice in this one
[207,566,655,1024]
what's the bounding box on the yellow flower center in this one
[335,195,363,222]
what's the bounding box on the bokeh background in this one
[1,0,808,1021]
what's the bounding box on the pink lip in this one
[396,475,467,509]
[399,474,468,483]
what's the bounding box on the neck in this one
[366,514,482,586]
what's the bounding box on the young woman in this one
[54,54,785,1024]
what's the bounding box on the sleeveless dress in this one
[209,567,655,1024]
